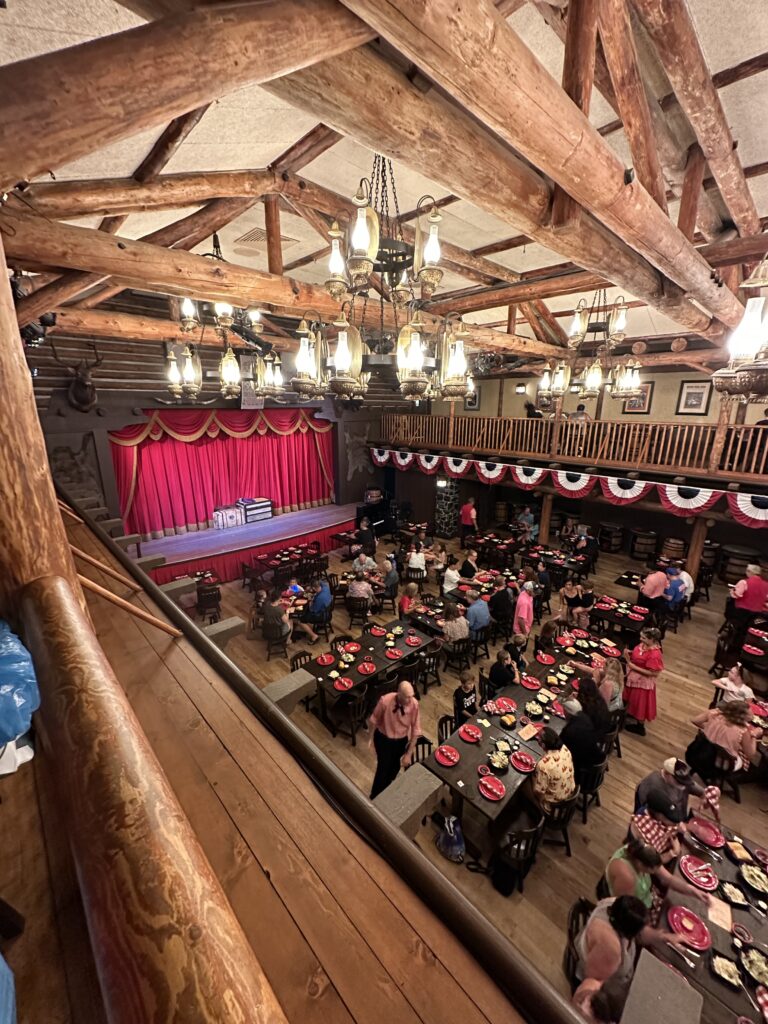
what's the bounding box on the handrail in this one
[19,574,287,1024]
[381,412,768,480]
[59,484,584,1024]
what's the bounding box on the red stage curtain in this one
[109,409,335,538]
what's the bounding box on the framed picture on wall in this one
[676,379,713,416]
[464,388,481,411]
[622,382,654,415]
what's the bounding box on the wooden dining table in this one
[590,595,651,636]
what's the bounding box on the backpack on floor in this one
[435,815,465,863]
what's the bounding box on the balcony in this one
[381,412,768,484]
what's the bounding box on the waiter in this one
[459,496,477,548]
[368,681,422,799]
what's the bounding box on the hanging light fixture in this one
[581,357,604,399]
[328,304,369,399]
[291,312,328,401]
[609,359,643,401]
[537,366,553,398]
[214,302,234,330]
[568,298,589,347]
[436,316,473,400]
[397,307,431,400]
[219,344,241,399]
[550,360,571,397]
[346,179,379,291]
[415,196,444,299]
[246,308,264,335]
[165,343,202,401]
[515,382,527,394]
[179,297,199,333]
[608,296,628,342]
[739,248,768,290]
[325,220,349,301]
[166,350,183,399]
[713,296,768,400]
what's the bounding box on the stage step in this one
[202,616,246,648]
[135,554,166,572]
[373,764,443,840]
[262,668,317,716]
[159,576,197,603]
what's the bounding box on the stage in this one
[145,504,357,585]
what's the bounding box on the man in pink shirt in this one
[638,568,667,617]
[368,681,422,799]
[513,581,535,637]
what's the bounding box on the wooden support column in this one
[552,0,598,229]
[686,516,709,583]
[708,394,734,472]
[677,144,707,241]
[448,402,456,446]
[538,492,554,546]
[597,0,668,212]
[497,379,506,417]
[506,305,517,334]
[550,395,564,457]
[0,235,81,615]
[264,194,284,275]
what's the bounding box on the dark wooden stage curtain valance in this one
[109,409,335,538]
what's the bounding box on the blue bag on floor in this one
[435,815,465,863]
[0,622,40,745]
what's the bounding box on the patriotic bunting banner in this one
[727,492,768,528]
[416,453,443,475]
[552,471,597,498]
[475,461,508,483]
[392,450,415,471]
[656,484,722,517]
[600,477,654,505]
[509,465,549,490]
[443,456,473,478]
[370,447,390,466]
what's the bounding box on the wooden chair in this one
[422,593,441,609]
[578,759,609,823]
[327,685,369,746]
[405,567,427,592]
[437,715,454,744]
[661,603,684,635]
[263,621,289,660]
[495,812,544,894]
[696,567,715,603]
[290,650,312,672]
[418,649,442,694]
[196,586,221,624]
[608,707,626,758]
[563,898,595,992]
[331,634,354,652]
[471,625,490,663]
[542,789,580,857]
[490,615,513,644]
[411,736,434,765]
[596,727,620,762]
[315,602,333,642]
[241,562,261,591]
[346,596,370,629]
[398,654,422,695]
[478,670,489,705]
[443,637,471,673]
[595,875,611,901]
[712,747,742,804]
[327,572,340,595]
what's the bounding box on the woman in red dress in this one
[623,627,663,736]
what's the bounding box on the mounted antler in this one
[49,339,76,376]
[48,340,101,412]
[86,343,103,369]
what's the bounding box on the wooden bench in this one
[262,668,317,716]
[134,554,166,572]
[373,764,442,839]
[202,616,246,648]
[113,533,142,556]
[159,576,197,603]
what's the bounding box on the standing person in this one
[354,516,376,556]
[459,496,477,547]
[623,628,664,736]
[638,568,668,619]
[514,580,535,637]
[488,576,514,625]
[663,567,686,611]
[453,669,478,727]
[368,682,422,799]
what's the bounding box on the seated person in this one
[431,542,448,573]
[293,578,332,645]
[398,582,420,618]
[407,541,427,573]
[572,581,596,630]
[488,576,514,624]
[347,571,374,606]
[560,698,600,784]
[536,560,551,590]
[628,789,682,865]
[441,601,469,646]
[531,727,576,813]
[262,590,292,643]
[687,700,760,775]
[352,550,377,574]
[504,633,529,674]
[382,554,400,592]
[534,618,558,655]
[664,567,686,610]
[453,669,478,727]
[488,648,518,696]
[713,662,755,704]
[559,516,578,547]
[578,677,612,737]
[466,591,491,638]
[604,838,709,929]
[443,555,461,593]
[460,548,480,579]
[285,576,304,596]
[634,758,719,824]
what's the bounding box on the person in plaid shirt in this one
[628,788,681,865]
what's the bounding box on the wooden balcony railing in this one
[381,413,768,481]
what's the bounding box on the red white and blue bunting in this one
[656,483,722,517]
[727,492,768,529]
[551,471,597,499]
[370,447,390,466]
[600,477,654,505]
[508,465,549,490]
[443,456,473,478]
[416,453,443,475]
[392,450,415,471]
[475,461,508,483]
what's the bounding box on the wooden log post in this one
[264,194,284,276]
[20,575,286,1024]
[0,235,81,616]
[538,492,554,546]
[708,394,734,473]
[686,516,709,584]
[677,144,707,242]
[550,395,564,458]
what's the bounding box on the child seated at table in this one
[453,670,478,728]
[285,577,304,596]
[534,619,558,655]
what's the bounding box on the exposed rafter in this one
[268,122,342,175]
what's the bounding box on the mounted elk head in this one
[50,341,103,413]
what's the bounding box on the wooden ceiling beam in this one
[0,1,375,193]
[263,195,283,276]
[677,144,707,244]
[597,0,668,212]
[132,105,209,184]
[47,309,290,348]
[632,0,760,237]
[337,3,741,327]
[427,271,605,316]
[531,299,569,344]
[268,123,342,175]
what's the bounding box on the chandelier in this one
[435,315,474,400]
[327,304,370,399]
[291,312,329,401]
[712,296,768,401]
[396,307,432,400]
[165,343,202,400]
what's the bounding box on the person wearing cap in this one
[560,697,600,785]
[628,790,681,865]
[635,759,720,824]
[513,580,535,637]
[663,567,686,610]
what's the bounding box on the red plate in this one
[405,636,422,647]
[742,644,765,656]
[572,628,590,639]
[458,584,472,592]
[344,641,361,654]
[602,647,621,658]
[478,775,506,801]
[521,675,542,690]
[334,677,354,691]
[632,605,648,614]
[458,723,483,743]
[667,906,711,951]
[689,817,725,848]
[628,613,644,621]
[750,701,768,718]
[475,573,494,584]
[679,854,719,891]
[385,648,404,660]
[435,744,460,767]
[595,603,612,611]
[748,627,768,638]
[511,751,536,773]
[536,653,555,665]
[753,847,768,867]
[357,662,376,675]
[370,625,386,637]
[551,700,566,718]
[316,653,335,666]
[496,696,517,713]
[556,635,572,646]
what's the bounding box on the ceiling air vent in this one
[232,226,299,257]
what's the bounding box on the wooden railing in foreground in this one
[19,575,287,1024]
[382,413,768,480]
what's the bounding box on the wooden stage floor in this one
[0,521,520,1024]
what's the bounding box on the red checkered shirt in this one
[631,812,678,855]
